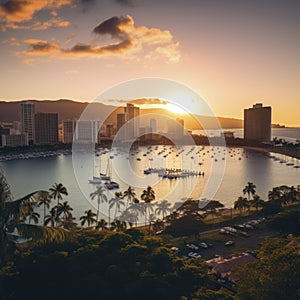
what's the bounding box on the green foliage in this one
[193,288,235,299]
[0,229,226,300]
[261,201,282,216]
[164,215,205,237]
[268,210,300,235]
[235,238,300,300]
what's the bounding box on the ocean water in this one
[194,128,300,143]
[1,144,299,223]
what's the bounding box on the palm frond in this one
[0,167,13,205]
[5,190,49,221]
[15,223,71,244]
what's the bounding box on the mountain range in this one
[0,99,244,130]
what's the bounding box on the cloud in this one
[1,37,20,46]
[0,0,72,23]
[93,15,132,38]
[5,17,70,30]
[0,0,72,30]
[106,98,169,105]
[23,39,61,55]
[20,15,180,63]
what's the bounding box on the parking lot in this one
[169,217,279,260]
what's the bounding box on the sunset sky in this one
[0,0,299,126]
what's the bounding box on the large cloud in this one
[21,15,181,63]
[0,0,72,23]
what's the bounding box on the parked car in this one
[187,252,202,258]
[199,242,209,249]
[225,240,235,246]
[186,243,199,250]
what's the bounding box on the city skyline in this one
[0,0,299,127]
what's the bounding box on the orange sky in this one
[0,0,299,126]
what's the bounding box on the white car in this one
[225,240,235,246]
[199,242,208,249]
[188,252,202,258]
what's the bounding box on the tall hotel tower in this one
[244,103,271,143]
[21,102,35,144]
[124,104,140,139]
[34,113,59,145]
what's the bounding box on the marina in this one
[1,144,299,222]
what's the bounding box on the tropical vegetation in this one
[1,165,300,299]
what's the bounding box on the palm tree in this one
[56,201,73,221]
[234,196,249,215]
[109,192,125,219]
[243,182,256,201]
[0,170,69,263]
[144,202,155,226]
[59,214,77,230]
[288,186,297,203]
[49,183,68,206]
[268,187,282,204]
[122,186,137,208]
[110,219,127,231]
[141,186,155,203]
[141,186,155,225]
[127,202,145,227]
[118,210,137,228]
[27,207,40,224]
[202,200,224,219]
[96,219,108,230]
[250,195,265,211]
[37,191,51,225]
[45,207,60,227]
[90,185,107,221]
[155,200,172,226]
[80,209,97,227]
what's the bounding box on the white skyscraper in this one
[74,120,100,144]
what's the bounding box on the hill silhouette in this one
[0,99,243,130]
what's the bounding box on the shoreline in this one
[242,146,300,160]
[1,144,300,162]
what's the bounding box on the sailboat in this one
[88,154,111,184]
[103,157,120,190]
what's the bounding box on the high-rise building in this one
[21,102,35,144]
[167,118,184,140]
[105,123,114,138]
[124,104,140,139]
[74,120,99,144]
[117,113,128,140]
[176,118,184,138]
[34,113,58,145]
[1,134,28,147]
[244,103,271,143]
[63,119,76,144]
[150,119,157,133]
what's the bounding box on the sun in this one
[165,103,187,114]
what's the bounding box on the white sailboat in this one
[103,157,120,189]
[88,154,111,184]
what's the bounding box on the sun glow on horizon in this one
[165,103,187,114]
